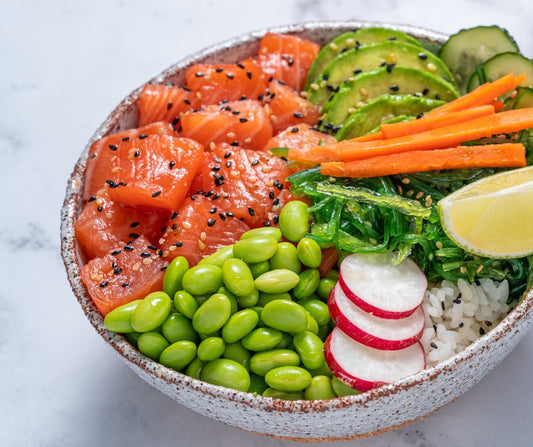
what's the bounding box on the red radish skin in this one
[339,253,427,319]
[329,283,425,350]
[325,328,426,392]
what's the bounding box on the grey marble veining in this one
[1,0,532,445]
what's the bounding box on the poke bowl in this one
[61,20,533,441]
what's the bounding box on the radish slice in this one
[325,327,426,392]
[329,283,425,350]
[339,252,427,319]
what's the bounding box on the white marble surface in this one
[1,0,533,445]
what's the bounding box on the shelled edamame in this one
[103,200,356,400]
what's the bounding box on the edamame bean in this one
[257,292,292,307]
[279,201,309,242]
[293,269,320,299]
[274,332,293,349]
[195,295,209,306]
[269,242,301,274]
[217,287,239,314]
[305,313,319,335]
[317,277,336,300]
[317,324,330,342]
[265,366,312,392]
[163,256,189,299]
[221,309,259,343]
[104,300,141,333]
[241,327,283,351]
[192,293,231,335]
[137,331,169,360]
[248,261,270,279]
[261,300,308,333]
[182,265,223,296]
[222,258,255,296]
[240,227,282,241]
[331,376,361,396]
[325,269,339,281]
[162,313,198,343]
[197,337,226,362]
[249,306,265,327]
[293,331,324,370]
[201,359,250,392]
[131,292,172,333]
[198,245,234,267]
[173,291,198,320]
[125,331,141,347]
[185,357,205,379]
[248,373,268,395]
[159,341,197,371]
[233,237,278,264]
[237,287,259,308]
[308,360,333,378]
[304,375,336,400]
[223,342,251,370]
[299,299,330,326]
[296,238,322,268]
[255,269,300,294]
[250,349,300,376]
[262,388,304,400]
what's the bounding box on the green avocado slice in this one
[308,41,455,106]
[321,66,458,131]
[336,94,444,140]
[305,27,423,90]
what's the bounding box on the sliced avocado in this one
[308,41,456,105]
[336,95,444,140]
[439,25,519,93]
[467,52,533,96]
[510,87,533,109]
[321,66,458,131]
[304,27,423,90]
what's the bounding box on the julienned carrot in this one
[426,73,525,116]
[351,131,383,142]
[287,108,533,163]
[320,143,526,178]
[380,105,495,139]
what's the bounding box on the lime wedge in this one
[437,166,533,258]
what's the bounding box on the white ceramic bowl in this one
[61,21,533,441]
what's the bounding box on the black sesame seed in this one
[100,281,108,288]
[138,134,148,140]
[224,151,232,159]
[273,215,279,224]
[174,241,183,247]
[272,198,279,206]
[184,98,191,105]
[269,191,275,199]
[171,223,178,230]
[212,193,220,200]
[140,252,151,258]
[167,102,173,110]
[172,116,180,126]
[195,72,204,77]
[226,212,234,217]
[226,73,234,80]
[130,222,140,228]
[248,207,255,216]
[239,117,248,123]
[171,211,179,220]
[418,52,428,60]
[219,212,226,221]
[124,245,134,252]
[258,93,264,101]
[106,180,120,189]
[264,221,272,227]
[231,110,240,115]
[290,127,299,133]
[112,260,118,269]
[353,69,362,75]
[169,161,176,169]
[215,67,224,73]
[251,160,259,166]
[453,298,462,304]
[211,166,221,172]
[146,245,157,251]
[475,279,481,286]
[380,61,387,67]
[129,233,140,239]
[422,87,430,96]
[97,205,103,212]
[268,76,273,82]
[293,112,304,118]
[152,190,162,198]
[214,156,222,163]
[108,144,118,151]
[122,137,130,142]
[246,71,252,79]
[160,266,167,271]
[207,218,216,227]
[230,141,239,146]
[111,249,121,256]
[121,282,130,288]
[389,84,399,92]
[459,322,464,328]
[205,190,214,197]
[479,327,486,335]
[113,267,123,275]
[236,63,245,69]
[88,196,97,202]
[158,250,164,256]
[209,207,217,214]
[441,301,445,310]
[386,63,395,73]
[430,342,438,349]
[226,161,232,168]
[190,195,197,200]
[435,94,441,100]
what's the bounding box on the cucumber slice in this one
[307,41,455,106]
[439,25,519,93]
[510,87,533,109]
[336,95,443,140]
[321,66,458,131]
[304,27,423,90]
[467,52,533,95]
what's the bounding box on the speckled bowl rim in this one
[61,19,533,435]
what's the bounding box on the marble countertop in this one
[2,0,532,445]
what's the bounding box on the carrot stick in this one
[380,105,495,139]
[287,108,533,163]
[426,73,524,116]
[351,131,383,142]
[320,143,526,178]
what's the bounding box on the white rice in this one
[420,278,511,366]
